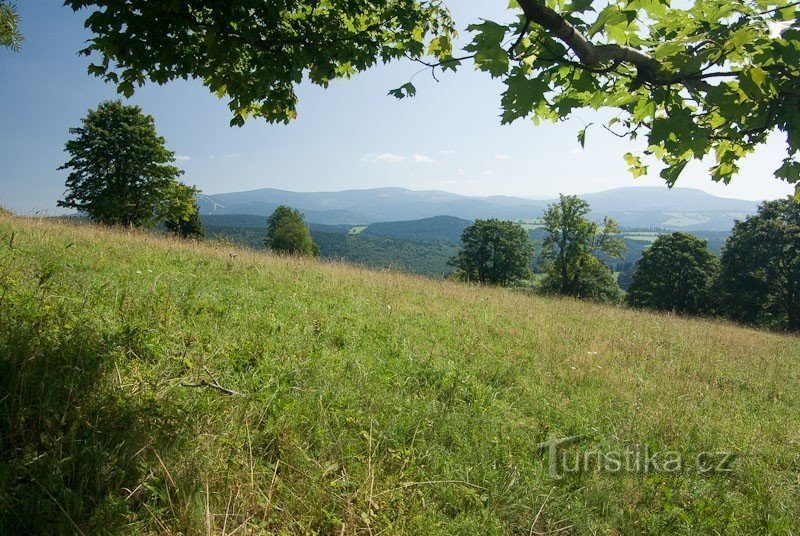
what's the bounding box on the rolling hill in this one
[197,186,760,231]
[2,213,798,534]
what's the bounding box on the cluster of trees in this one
[449,195,627,302]
[55,100,321,256]
[628,199,800,331]
[450,196,800,331]
[57,101,321,257]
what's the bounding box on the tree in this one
[0,2,22,51]
[265,206,319,256]
[448,219,532,286]
[162,183,205,239]
[539,195,625,302]
[57,101,185,228]
[66,1,800,191]
[627,232,719,315]
[717,198,800,330]
[540,254,622,303]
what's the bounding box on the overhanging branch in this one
[517,0,662,83]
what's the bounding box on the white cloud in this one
[439,149,456,155]
[457,168,465,175]
[176,155,191,161]
[413,153,435,163]
[495,153,510,160]
[362,152,404,163]
[224,152,241,159]
[484,169,495,176]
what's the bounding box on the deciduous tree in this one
[627,232,719,314]
[265,206,319,256]
[539,195,624,302]
[58,101,185,228]
[717,198,800,330]
[162,183,205,239]
[449,219,532,286]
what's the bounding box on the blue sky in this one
[0,1,794,214]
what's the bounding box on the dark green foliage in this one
[627,232,719,314]
[718,198,800,330]
[204,224,458,278]
[539,195,625,302]
[64,0,455,125]
[265,206,319,257]
[57,101,185,228]
[165,205,205,239]
[0,1,22,51]
[317,232,458,277]
[540,255,622,303]
[449,219,532,286]
[362,216,470,244]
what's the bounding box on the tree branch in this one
[517,0,662,83]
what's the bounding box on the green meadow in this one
[1,213,798,534]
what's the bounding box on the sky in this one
[0,1,795,214]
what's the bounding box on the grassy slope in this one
[1,214,798,535]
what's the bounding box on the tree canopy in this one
[627,232,720,314]
[0,1,22,51]
[448,219,532,285]
[265,206,320,256]
[162,182,205,239]
[540,253,622,303]
[539,194,625,301]
[718,198,800,330]
[65,0,800,191]
[64,0,454,126]
[58,100,189,228]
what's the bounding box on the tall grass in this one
[1,213,798,534]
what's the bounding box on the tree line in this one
[448,195,800,332]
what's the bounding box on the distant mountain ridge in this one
[197,186,761,231]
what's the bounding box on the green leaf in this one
[388,83,417,100]
[660,159,689,186]
[500,70,550,124]
[624,152,648,178]
[465,20,510,78]
[577,123,593,148]
[775,158,800,184]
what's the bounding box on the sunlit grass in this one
[1,213,798,534]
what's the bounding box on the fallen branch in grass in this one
[181,366,243,396]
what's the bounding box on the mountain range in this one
[197,186,761,231]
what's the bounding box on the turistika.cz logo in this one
[536,435,737,480]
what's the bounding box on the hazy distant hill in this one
[198,186,760,231]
